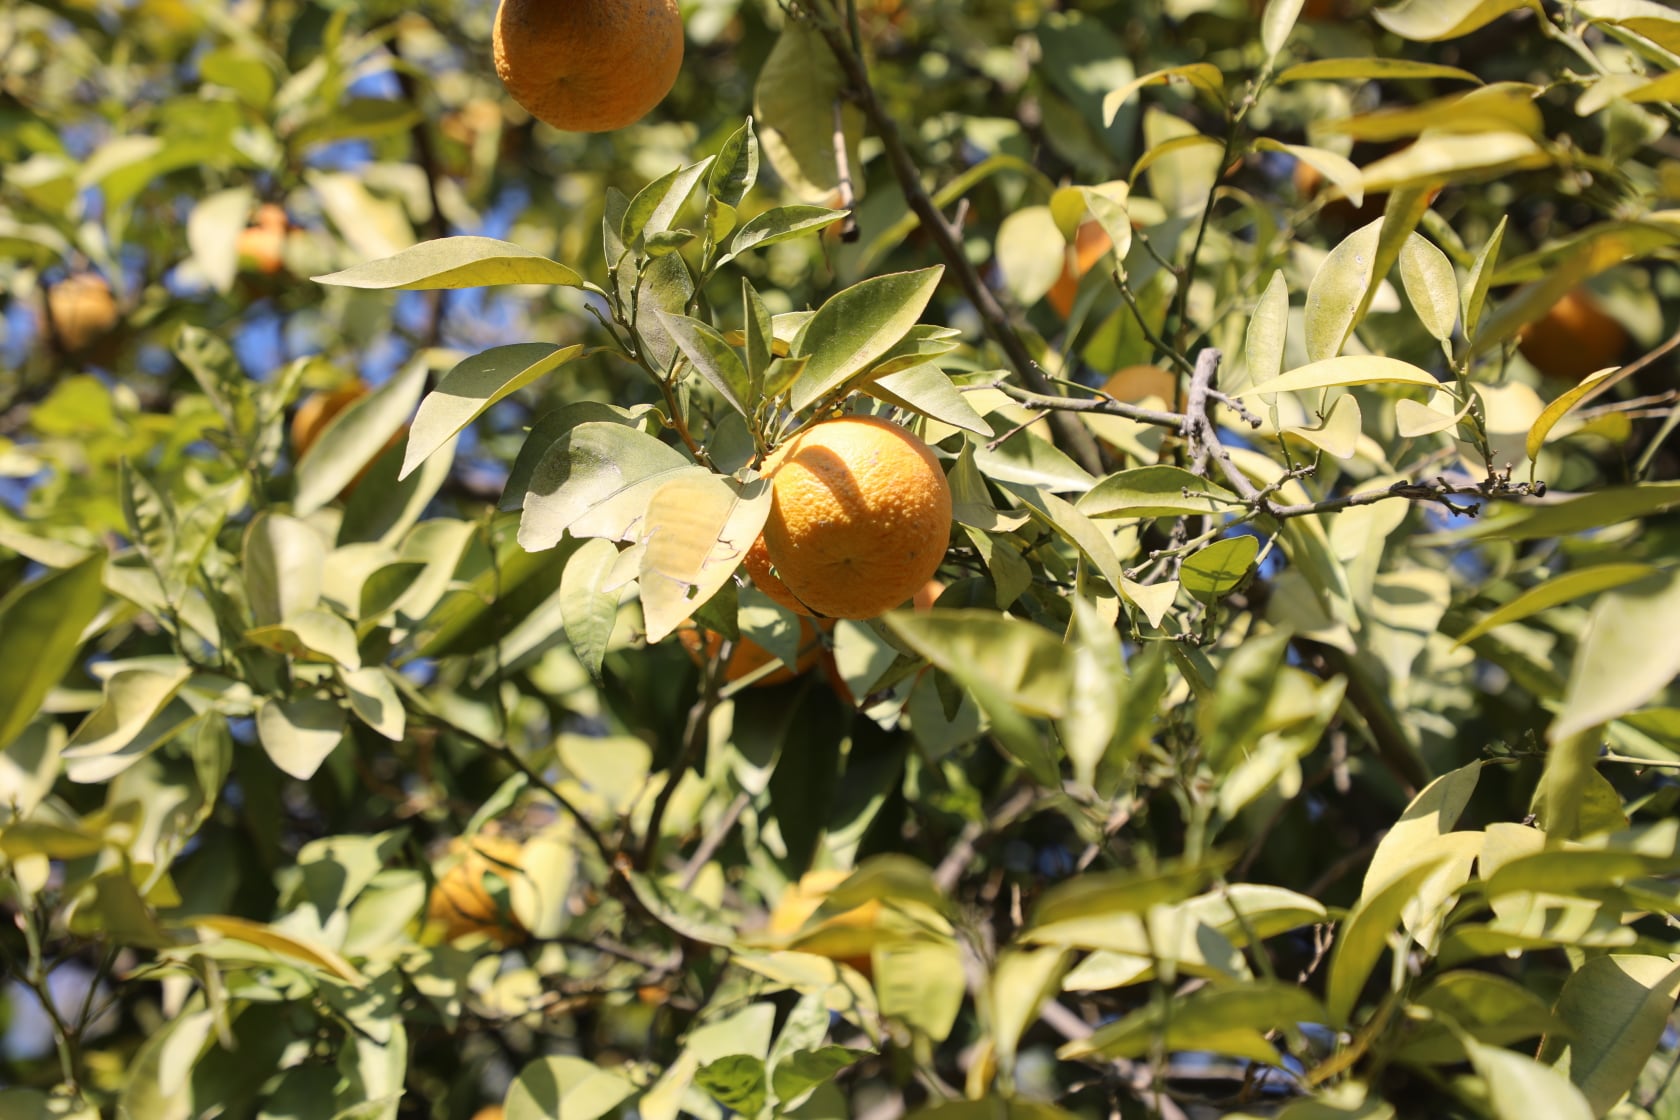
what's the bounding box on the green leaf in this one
[1244,269,1290,394]
[637,474,771,644]
[696,1055,768,1117]
[1462,216,1508,342]
[1361,762,1482,899]
[788,267,945,412]
[0,554,106,752]
[1102,63,1224,125]
[62,664,194,784]
[1526,367,1620,467]
[518,423,701,551]
[1373,0,1537,41]
[1540,955,1680,1115]
[1325,859,1450,1026]
[1455,564,1657,648]
[1276,58,1482,83]
[724,205,848,264]
[1553,570,1680,742]
[560,538,624,681]
[709,117,760,208]
[504,1056,635,1120]
[256,696,347,780]
[997,206,1066,307]
[1024,858,1226,945]
[312,236,584,290]
[401,344,583,481]
[884,610,1072,718]
[1261,140,1365,209]
[340,667,404,742]
[1059,982,1325,1065]
[1462,1035,1594,1120]
[753,22,863,202]
[1304,220,1382,361]
[1399,233,1458,342]
[1577,0,1680,52]
[875,937,967,1042]
[990,948,1070,1078]
[193,914,366,984]
[1261,1,1304,60]
[657,312,751,416]
[187,186,253,294]
[1454,482,1680,541]
[294,360,428,515]
[771,1046,869,1108]
[246,608,362,669]
[1078,466,1236,519]
[622,157,715,247]
[244,512,326,626]
[1181,536,1259,601]
[1236,356,1441,398]
[866,365,993,437]
[1359,132,1549,193]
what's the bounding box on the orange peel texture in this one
[492,0,684,133]
[749,416,951,621]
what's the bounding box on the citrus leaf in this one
[1276,58,1482,83]
[1078,466,1237,519]
[1399,233,1458,342]
[504,1056,635,1120]
[0,554,106,752]
[401,344,584,481]
[194,914,366,985]
[1552,569,1680,742]
[256,696,347,781]
[638,474,771,644]
[1526,366,1620,466]
[295,360,428,515]
[1101,63,1224,125]
[788,267,944,412]
[1325,859,1451,1026]
[1455,564,1657,648]
[1373,0,1537,42]
[1540,955,1680,1116]
[1462,1035,1593,1120]
[313,236,583,290]
[656,312,751,417]
[518,423,701,551]
[1237,356,1441,398]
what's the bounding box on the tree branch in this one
[809,12,1105,475]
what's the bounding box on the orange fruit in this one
[1517,288,1628,382]
[471,1108,505,1120]
[676,616,827,687]
[746,416,951,620]
[426,835,527,945]
[1101,364,1178,408]
[1047,220,1115,320]
[46,274,119,354]
[236,204,290,275]
[492,0,684,133]
[767,868,879,975]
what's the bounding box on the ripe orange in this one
[492,0,684,133]
[746,416,951,620]
[46,274,119,354]
[236,204,290,275]
[471,1108,505,1120]
[1517,288,1628,382]
[1047,220,1115,320]
[426,835,527,945]
[676,616,827,687]
[767,868,880,975]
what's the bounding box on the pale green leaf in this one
[313,236,584,290]
[401,344,583,480]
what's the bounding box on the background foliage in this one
[6,0,1680,1118]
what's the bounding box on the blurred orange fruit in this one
[1047,220,1115,320]
[236,204,291,275]
[677,616,827,687]
[46,274,119,354]
[1517,288,1628,382]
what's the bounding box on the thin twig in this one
[832,97,859,243]
[678,789,752,891]
[933,785,1037,894]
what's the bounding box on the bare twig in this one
[678,789,752,891]
[933,785,1037,894]
[832,97,859,243]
